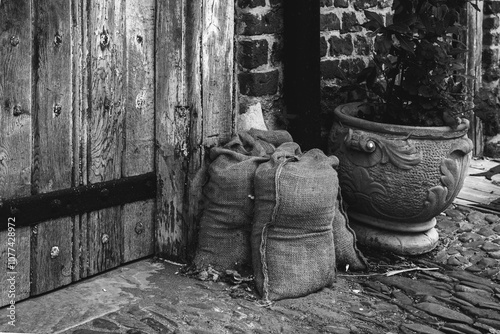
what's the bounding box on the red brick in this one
[269,0,281,7]
[320,37,328,57]
[237,0,265,8]
[484,1,500,15]
[334,0,349,8]
[238,70,279,96]
[238,9,284,36]
[238,39,269,69]
[354,35,371,56]
[329,35,353,56]
[353,0,378,10]
[484,16,500,30]
[341,12,362,33]
[271,39,283,64]
[320,13,341,31]
[320,59,341,79]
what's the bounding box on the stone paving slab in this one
[1,203,500,334]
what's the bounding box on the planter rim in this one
[334,102,470,139]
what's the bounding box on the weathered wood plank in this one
[202,0,235,147]
[30,0,74,295]
[72,0,89,281]
[457,187,500,204]
[124,0,155,176]
[155,0,187,262]
[184,0,208,261]
[456,158,500,210]
[155,0,235,262]
[0,0,32,306]
[123,0,155,262]
[466,0,484,157]
[87,0,125,275]
[123,199,155,262]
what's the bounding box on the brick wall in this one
[319,0,392,133]
[234,0,391,137]
[477,0,500,156]
[483,1,500,90]
[235,0,286,130]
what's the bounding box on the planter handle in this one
[344,129,376,153]
[449,137,473,157]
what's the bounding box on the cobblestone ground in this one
[7,204,500,334]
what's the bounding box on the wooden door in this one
[0,0,234,307]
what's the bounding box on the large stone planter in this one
[328,102,473,255]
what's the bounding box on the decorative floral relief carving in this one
[341,167,387,205]
[343,155,467,223]
[343,129,422,170]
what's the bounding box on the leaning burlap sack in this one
[252,142,339,301]
[193,130,293,272]
[333,192,367,272]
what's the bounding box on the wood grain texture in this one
[466,1,484,157]
[202,0,235,147]
[155,0,192,262]
[0,0,32,306]
[123,199,155,262]
[87,0,126,275]
[30,0,74,295]
[184,0,208,261]
[122,0,156,262]
[155,0,235,262]
[72,0,89,281]
[456,159,500,210]
[124,0,155,176]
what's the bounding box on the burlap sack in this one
[333,192,368,271]
[193,130,293,272]
[252,143,339,301]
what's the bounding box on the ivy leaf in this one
[386,23,411,34]
[449,62,465,71]
[449,48,468,56]
[356,67,376,84]
[364,10,384,27]
[374,35,393,56]
[397,36,416,54]
[418,85,434,98]
[371,82,386,97]
[330,64,348,80]
[446,25,462,35]
[362,10,387,31]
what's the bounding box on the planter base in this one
[350,220,439,255]
[349,211,436,233]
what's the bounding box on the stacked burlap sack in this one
[193,129,367,301]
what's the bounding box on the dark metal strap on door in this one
[0,172,156,230]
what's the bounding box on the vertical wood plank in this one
[123,200,155,261]
[155,0,235,262]
[0,0,32,305]
[155,0,188,262]
[87,0,125,275]
[467,0,484,157]
[184,0,207,261]
[72,0,90,281]
[122,0,156,262]
[202,0,235,147]
[30,0,74,295]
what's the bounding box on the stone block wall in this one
[233,0,391,136]
[234,0,498,155]
[483,1,500,90]
[319,0,391,132]
[476,0,500,156]
[235,0,286,130]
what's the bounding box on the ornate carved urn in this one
[329,103,473,255]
